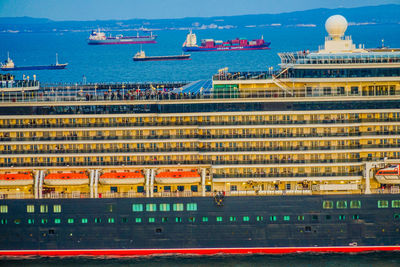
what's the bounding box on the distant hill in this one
[0,4,399,32]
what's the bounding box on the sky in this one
[0,0,399,20]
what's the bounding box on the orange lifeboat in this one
[99,171,145,185]
[155,170,201,184]
[375,164,400,184]
[44,172,89,186]
[0,173,33,186]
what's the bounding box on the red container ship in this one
[182,30,270,52]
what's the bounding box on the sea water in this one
[0,24,399,84]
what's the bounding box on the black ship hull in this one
[133,55,191,61]
[1,194,400,256]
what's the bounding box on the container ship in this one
[1,54,67,71]
[1,15,400,256]
[88,29,157,45]
[182,30,270,52]
[133,50,191,61]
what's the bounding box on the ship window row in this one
[323,200,361,209]
[2,112,400,129]
[132,203,197,212]
[0,214,376,226]
[2,100,400,116]
[288,68,400,79]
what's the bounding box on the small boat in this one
[133,50,191,61]
[0,173,33,186]
[155,170,200,184]
[88,29,157,45]
[0,53,68,71]
[375,164,400,184]
[44,172,89,186]
[99,171,145,185]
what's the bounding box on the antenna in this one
[7,52,10,60]
[56,53,59,65]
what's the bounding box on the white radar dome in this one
[325,15,348,40]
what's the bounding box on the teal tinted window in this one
[323,201,333,209]
[13,219,21,224]
[297,216,305,221]
[0,219,7,224]
[283,216,290,221]
[94,217,101,223]
[378,200,389,208]
[81,218,88,223]
[352,214,359,220]
[339,215,346,220]
[257,216,264,221]
[132,204,143,212]
[189,217,195,222]
[54,218,60,224]
[121,217,128,223]
[162,217,168,222]
[394,214,400,219]
[108,218,115,223]
[202,216,208,222]
[146,204,157,212]
[41,219,47,224]
[350,200,361,209]
[68,218,74,224]
[160,203,170,211]
[243,216,250,222]
[216,216,223,222]
[392,200,400,208]
[135,218,142,223]
[173,203,184,211]
[176,217,182,222]
[28,219,35,224]
[270,216,277,221]
[148,217,155,223]
[187,203,197,211]
[229,216,237,222]
[336,201,347,209]
[326,215,332,220]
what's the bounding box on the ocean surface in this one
[1,23,400,84]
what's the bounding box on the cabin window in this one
[378,200,389,208]
[186,203,197,211]
[68,218,74,224]
[394,214,400,220]
[243,216,250,222]
[0,219,7,224]
[81,218,88,224]
[283,216,290,221]
[297,216,305,221]
[26,205,35,213]
[108,218,115,223]
[53,205,61,213]
[270,216,277,222]
[257,216,264,221]
[339,215,346,221]
[229,216,237,222]
[162,217,168,223]
[160,203,170,211]
[176,217,182,223]
[132,204,143,212]
[336,201,347,209]
[323,201,333,209]
[392,200,400,208]
[352,215,359,220]
[326,215,331,220]
[137,186,144,193]
[135,218,142,223]
[0,205,8,213]
[312,215,319,221]
[40,219,47,224]
[13,219,21,225]
[173,203,184,211]
[216,217,223,222]
[121,217,128,223]
[350,200,361,209]
[201,217,209,222]
[189,217,195,222]
[94,217,101,223]
[230,185,237,191]
[148,218,155,223]
[28,219,35,224]
[40,205,48,213]
[54,219,60,224]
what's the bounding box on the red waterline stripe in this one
[1,246,400,257]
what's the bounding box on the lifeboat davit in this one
[375,164,400,184]
[99,171,145,185]
[155,171,201,184]
[0,173,33,186]
[44,172,89,186]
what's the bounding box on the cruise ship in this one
[0,15,400,256]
